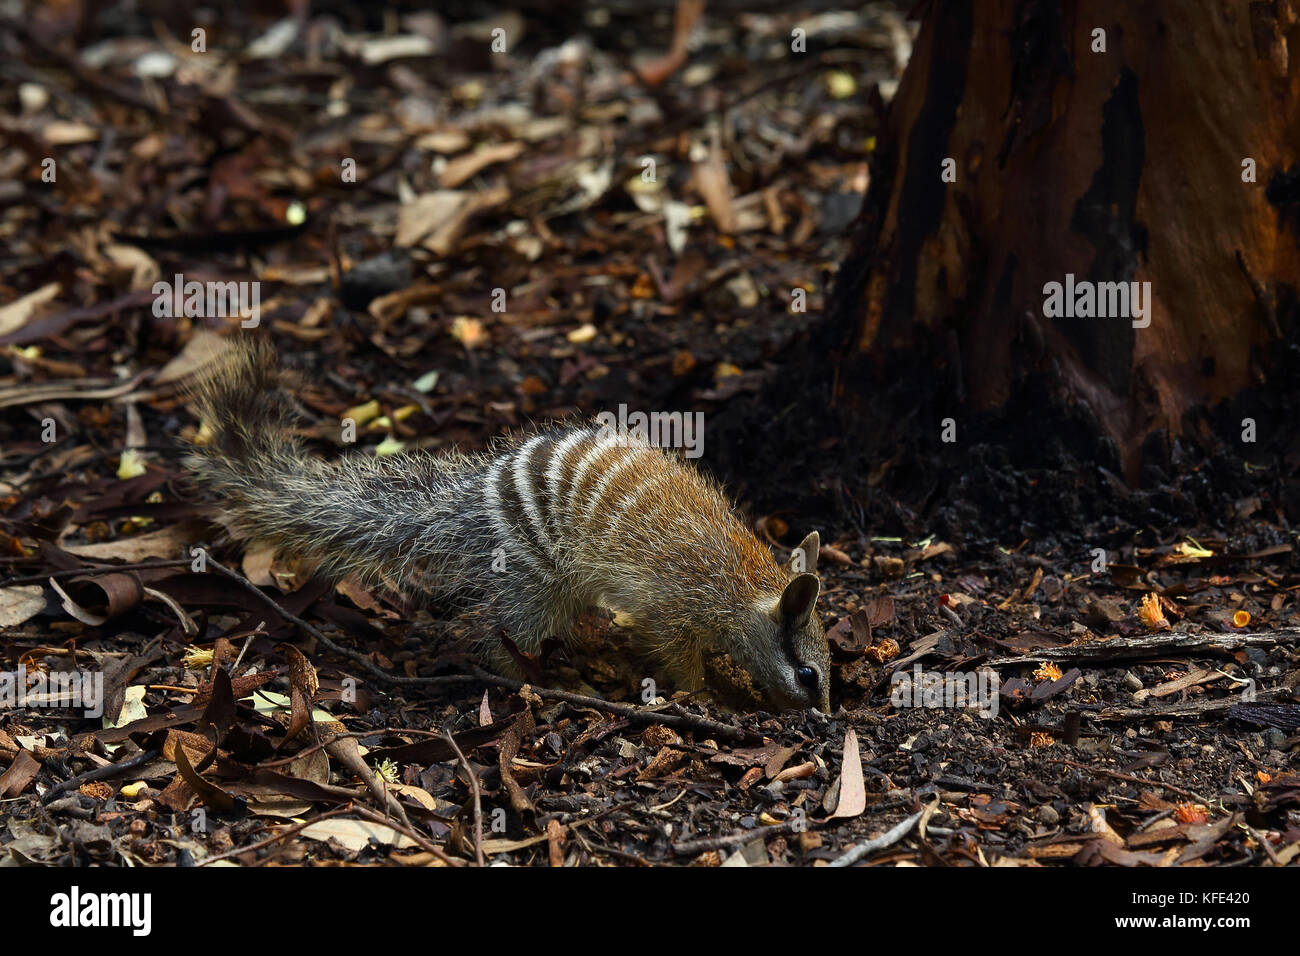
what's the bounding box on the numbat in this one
[187,340,831,711]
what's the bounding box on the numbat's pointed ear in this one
[784,530,820,575]
[779,573,820,627]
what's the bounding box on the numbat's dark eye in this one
[796,666,818,691]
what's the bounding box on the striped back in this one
[479,425,785,602]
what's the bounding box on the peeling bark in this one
[827,0,1300,479]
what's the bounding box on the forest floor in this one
[1,3,1297,867]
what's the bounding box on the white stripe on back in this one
[544,430,590,518]
[482,458,542,571]
[512,434,552,552]
[584,447,646,519]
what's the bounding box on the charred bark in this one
[823,0,1300,481]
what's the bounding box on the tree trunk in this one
[827,0,1300,480]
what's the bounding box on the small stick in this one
[987,629,1300,665]
[351,803,462,867]
[471,666,760,744]
[443,727,487,866]
[1,558,195,588]
[828,810,924,868]
[573,830,656,867]
[42,749,160,804]
[671,819,802,856]
[1051,757,1207,803]
[199,805,353,866]
[1241,822,1281,865]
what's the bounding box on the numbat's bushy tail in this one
[186,339,831,711]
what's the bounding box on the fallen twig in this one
[672,819,802,856]
[828,810,924,867]
[443,726,487,866]
[471,666,761,744]
[988,629,1300,665]
[199,805,353,867]
[1050,757,1208,803]
[351,803,462,867]
[42,749,161,804]
[1087,685,1290,722]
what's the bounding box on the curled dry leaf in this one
[57,572,146,625]
[279,643,320,746]
[49,577,108,626]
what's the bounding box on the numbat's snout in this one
[186,339,832,711]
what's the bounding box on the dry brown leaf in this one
[0,283,60,337]
[692,144,737,234]
[155,329,232,385]
[439,141,525,188]
[281,643,320,745]
[0,585,46,627]
[299,818,416,852]
[62,522,202,561]
[242,544,277,587]
[819,543,853,566]
[102,244,160,289]
[831,728,866,818]
[390,783,440,812]
[395,187,510,254]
